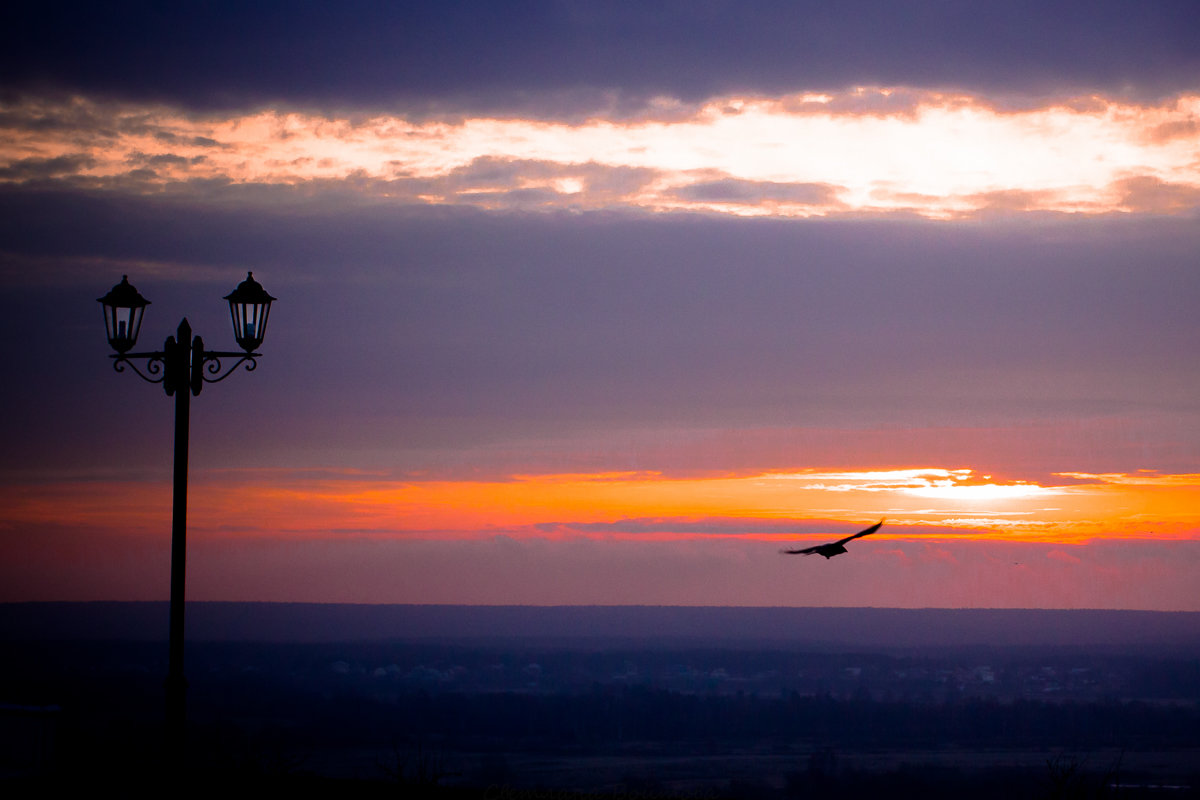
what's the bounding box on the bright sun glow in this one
[904,483,1056,501]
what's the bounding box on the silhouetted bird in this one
[780,520,884,559]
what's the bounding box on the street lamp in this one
[98,272,275,751]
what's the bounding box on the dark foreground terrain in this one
[2,604,1199,797]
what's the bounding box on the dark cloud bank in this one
[3,1,1198,112]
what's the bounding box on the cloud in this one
[5,189,1200,480]
[532,516,892,538]
[967,189,1061,213]
[1046,549,1082,564]
[432,157,660,206]
[8,520,1200,607]
[922,545,958,565]
[18,458,1197,550]
[1114,175,1200,214]
[1054,472,1200,487]
[4,91,1200,218]
[153,131,223,148]
[874,547,912,566]
[671,178,842,207]
[1143,117,1199,145]
[0,153,94,180]
[3,2,1199,113]
[763,469,1059,503]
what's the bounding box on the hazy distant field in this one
[3,604,1198,796]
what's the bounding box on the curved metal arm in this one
[198,350,260,385]
[107,326,263,395]
[111,353,167,384]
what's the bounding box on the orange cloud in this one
[6,466,1198,548]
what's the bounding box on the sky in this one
[2,0,1200,609]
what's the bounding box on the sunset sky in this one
[3,1,1200,608]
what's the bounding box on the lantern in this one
[98,275,150,354]
[224,272,276,352]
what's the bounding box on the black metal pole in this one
[102,274,273,768]
[165,319,191,753]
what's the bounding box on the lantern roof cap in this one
[224,272,276,304]
[98,275,150,308]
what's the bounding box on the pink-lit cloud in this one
[3,90,1199,218]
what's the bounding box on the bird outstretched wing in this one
[834,519,884,546]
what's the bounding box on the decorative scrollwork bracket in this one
[111,351,168,384]
[196,350,260,391]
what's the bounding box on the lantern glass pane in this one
[229,300,269,351]
[104,303,144,352]
[260,302,271,337]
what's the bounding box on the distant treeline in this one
[5,602,1200,649]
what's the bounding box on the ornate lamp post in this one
[98,273,276,750]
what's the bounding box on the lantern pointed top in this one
[224,271,276,304]
[98,275,151,308]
